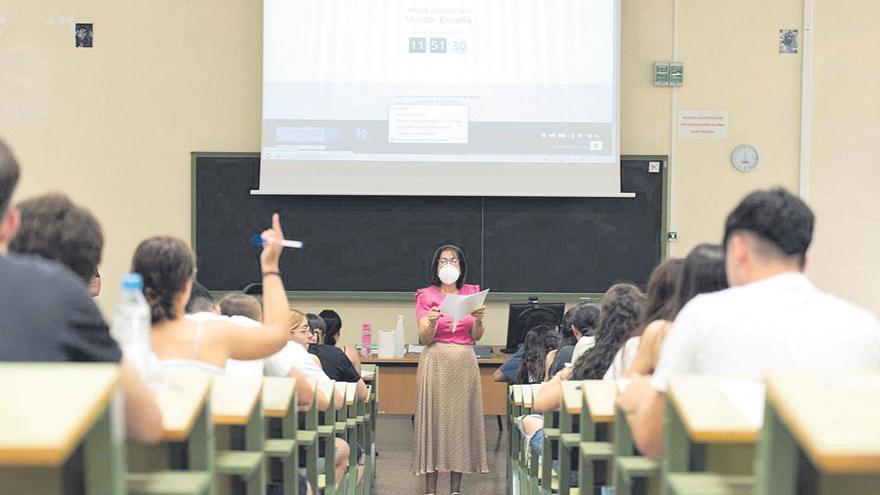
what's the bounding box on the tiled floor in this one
[372,414,510,494]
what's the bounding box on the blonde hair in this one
[289,308,305,329]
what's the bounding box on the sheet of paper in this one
[717,379,766,429]
[438,289,490,333]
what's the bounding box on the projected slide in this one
[259,0,622,197]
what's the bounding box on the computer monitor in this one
[502,301,566,353]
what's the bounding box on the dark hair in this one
[674,244,728,312]
[571,283,646,380]
[0,138,20,215]
[635,258,684,335]
[514,325,561,384]
[559,302,601,347]
[429,244,468,289]
[132,236,194,324]
[219,292,263,321]
[319,309,342,346]
[306,313,326,332]
[305,313,326,343]
[9,192,103,284]
[723,187,814,267]
[520,306,561,332]
[185,281,214,314]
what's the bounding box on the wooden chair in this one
[754,371,880,495]
[263,377,299,495]
[360,364,378,489]
[316,379,339,494]
[0,364,123,495]
[662,376,761,495]
[612,404,659,495]
[127,372,214,495]
[212,376,267,495]
[576,380,616,494]
[297,379,321,495]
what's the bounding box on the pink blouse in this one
[415,284,481,345]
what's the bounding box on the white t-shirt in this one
[652,272,880,392]
[185,312,330,380]
[603,336,640,381]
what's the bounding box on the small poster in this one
[678,109,728,140]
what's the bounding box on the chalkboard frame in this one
[191,152,670,301]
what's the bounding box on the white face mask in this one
[438,264,460,285]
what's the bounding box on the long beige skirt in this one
[411,342,489,475]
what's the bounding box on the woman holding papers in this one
[412,244,489,495]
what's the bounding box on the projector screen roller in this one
[258,0,622,197]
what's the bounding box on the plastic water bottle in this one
[360,323,372,357]
[111,273,152,376]
[394,315,406,357]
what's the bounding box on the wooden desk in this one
[757,372,880,495]
[582,380,616,424]
[126,373,214,494]
[211,376,264,426]
[0,363,122,494]
[154,373,212,441]
[362,345,511,415]
[211,376,266,494]
[262,377,297,419]
[665,376,762,474]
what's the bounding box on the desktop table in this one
[362,345,511,415]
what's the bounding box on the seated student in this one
[523,284,646,451]
[544,302,601,380]
[10,192,105,292]
[282,309,357,485]
[603,258,683,380]
[183,289,324,410]
[494,306,561,383]
[626,245,726,376]
[0,141,161,443]
[302,313,369,402]
[218,292,263,321]
[184,280,215,315]
[135,214,290,375]
[618,188,880,459]
[302,313,367,483]
[319,309,362,374]
[514,325,562,384]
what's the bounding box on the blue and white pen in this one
[249,234,304,249]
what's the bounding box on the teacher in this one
[412,244,489,495]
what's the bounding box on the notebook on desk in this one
[473,346,493,359]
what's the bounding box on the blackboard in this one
[192,153,667,294]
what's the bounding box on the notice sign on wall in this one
[678,109,728,140]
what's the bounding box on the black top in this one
[549,345,575,377]
[0,254,121,363]
[307,344,360,383]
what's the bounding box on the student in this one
[626,245,725,376]
[0,139,161,443]
[319,309,362,374]
[494,306,560,383]
[305,313,324,345]
[545,302,601,380]
[218,292,263,321]
[303,313,369,402]
[524,284,645,452]
[285,308,358,485]
[618,188,880,458]
[603,258,683,380]
[10,192,102,284]
[137,214,290,375]
[184,281,215,314]
[514,325,561,384]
